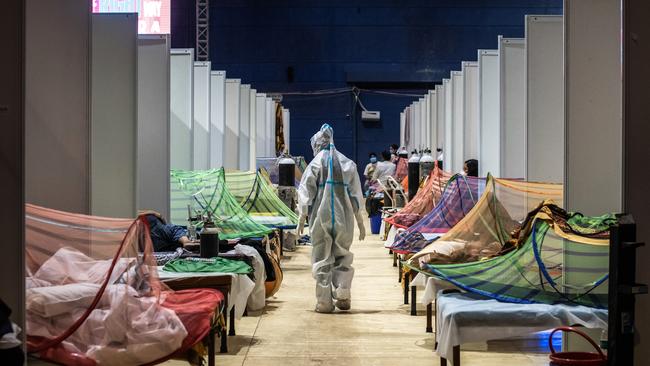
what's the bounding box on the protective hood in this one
[310,124,334,157]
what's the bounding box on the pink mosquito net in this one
[25,204,223,365]
[384,166,452,229]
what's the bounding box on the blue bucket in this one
[369,213,382,234]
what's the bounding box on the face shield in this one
[310,124,334,157]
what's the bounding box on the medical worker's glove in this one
[298,214,307,235]
[355,212,366,241]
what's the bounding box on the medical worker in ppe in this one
[298,124,366,313]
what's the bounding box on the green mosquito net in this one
[224,170,299,228]
[170,168,274,239]
[420,202,613,308]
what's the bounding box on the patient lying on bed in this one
[26,247,188,365]
[140,211,193,252]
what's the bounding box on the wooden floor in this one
[166,230,552,366]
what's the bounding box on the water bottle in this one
[188,222,197,242]
[187,204,197,241]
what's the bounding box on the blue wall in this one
[172,0,562,174]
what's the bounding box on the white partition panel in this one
[409,103,416,151]
[499,37,526,179]
[413,101,421,151]
[91,13,137,217]
[255,93,267,157]
[209,71,226,168]
[408,105,415,151]
[526,15,564,183]
[564,3,621,351]
[26,0,91,213]
[193,61,210,170]
[565,1,622,214]
[478,49,500,177]
[137,35,170,219]
[419,98,427,150]
[265,98,274,156]
[408,106,414,150]
[405,105,411,151]
[436,85,445,154]
[249,89,257,168]
[224,79,241,169]
[170,49,194,170]
[443,78,453,168]
[399,111,406,148]
[238,84,251,170]
[429,90,437,151]
[283,108,291,153]
[462,62,479,161]
[451,71,464,173]
[422,96,430,149]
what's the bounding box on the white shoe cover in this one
[315,302,335,313]
[335,299,351,311]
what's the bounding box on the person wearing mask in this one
[363,152,378,192]
[389,144,400,163]
[372,150,397,187]
[463,159,479,177]
[297,124,366,313]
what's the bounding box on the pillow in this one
[27,283,101,318]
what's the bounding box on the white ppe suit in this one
[298,124,366,312]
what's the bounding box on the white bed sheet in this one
[411,272,456,305]
[435,291,608,362]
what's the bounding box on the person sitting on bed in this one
[371,150,397,187]
[139,210,193,252]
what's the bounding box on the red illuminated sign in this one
[92,0,171,35]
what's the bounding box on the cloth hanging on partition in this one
[275,103,285,155]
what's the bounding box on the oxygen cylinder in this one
[278,157,296,187]
[419,150,435,180]
[278,157,297,212]
[408,152,421,201]
[200,223,220,258]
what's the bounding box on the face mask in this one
[370,157,377,163]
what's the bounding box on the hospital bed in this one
[434,290,607,366]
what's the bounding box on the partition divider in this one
[526,15,564,183]
[255,94,268,159]
[193,61,211,171]
[451,71,464,173]
[137,34,170,220]
[90,13,138,217]
[462,62,479,162]
[210,71,226,169]
[239,84,251,171]
[478,49,500,177]
[436,84,445,156]
[499,37,526,179]
[265,98,274,156]
[249,89,257,168]
[224,79,241,169]
[443,79,453,168]
[170,49,194,170]
[429,90,438,151]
